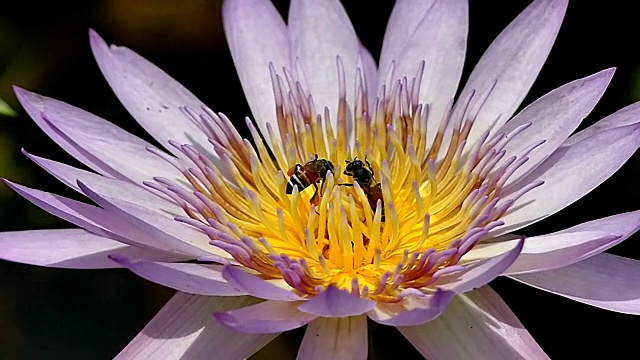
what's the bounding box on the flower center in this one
[149,60,541,302]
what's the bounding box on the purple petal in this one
[399,286,549,359]
[511,253,640,314]
[223,0,289,147]
[461,0,568,145]
[0,228,126,269]
[496,123,640,235]
[505,209,640,274]
[14,87,182,186]
[434,237,524,293]
[367,289,456,326]
[222,264,302,301]
[297,286,376,318]
[496,68,614,186]
[116,292,276,359]
[110,255,245,296]
[379,0,467,130]
[77,180,218,258]
[297,315,368,360]
[565,101,640,146]
[287,0,359,129]
[213,300,316,334]
[88,30,215,161]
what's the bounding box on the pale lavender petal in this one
[14,86,108,176]
[297,286,375,317]
[496,123,640,235]
[4,178,199,260]
[213,300,316,334]
[358,44,378,107]
[223,0,289,144]
[434,237,524,293]
[4,179,125,241]
[0,228,126,269]
[89,30,215,160]
[77,180,219,258]
[379,0,467,130]
[366,289,456,326]
[297,315,367,360]
[110,255,245,296]
[288,0,359,129]
[504,209,640,274]
[14,87,182,186]
[24,150,173,212]
[462,0,568,145]
[511,253,640,314]
[222,265,302,301]
[378,0,435,79]
[497,68,614,186]
[116,292,276,359]
[399,286,549,359]
[564,100,640,146]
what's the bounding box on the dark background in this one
[0,1,638,358]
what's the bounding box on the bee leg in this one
[310,182,320,207]
[365,157,374,177]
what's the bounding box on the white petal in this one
[296,316,368,360]
[116,293,276,359]
[399,286,549,359]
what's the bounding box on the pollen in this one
[149,59,542,302]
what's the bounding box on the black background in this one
[0,1,639,358]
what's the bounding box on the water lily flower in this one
[2,0,640,358]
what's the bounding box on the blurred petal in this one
[89,30,216,161]
[512,253,640,314]
[367,289,456,326]
[77,180,217,258]
[0,228,126,269]
[110,256,245,296]
[497,123,640,235]
[399,286,549,359]
[297,316,367,360]
[222,265,303,301]
[461,0,568,145]
[565,101,640,146]
[14,87,182,186]
[288,0,359,129]
[213,300,316,333]
[497,68,614,186]
[297,286,375,317]
[379,0,467,130]
[223,0,289,145]
[504,210,640,274]
[435,237,524,293]
[116,292,275,359]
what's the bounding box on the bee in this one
[341,157,385,222]
[286,154,335,206]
